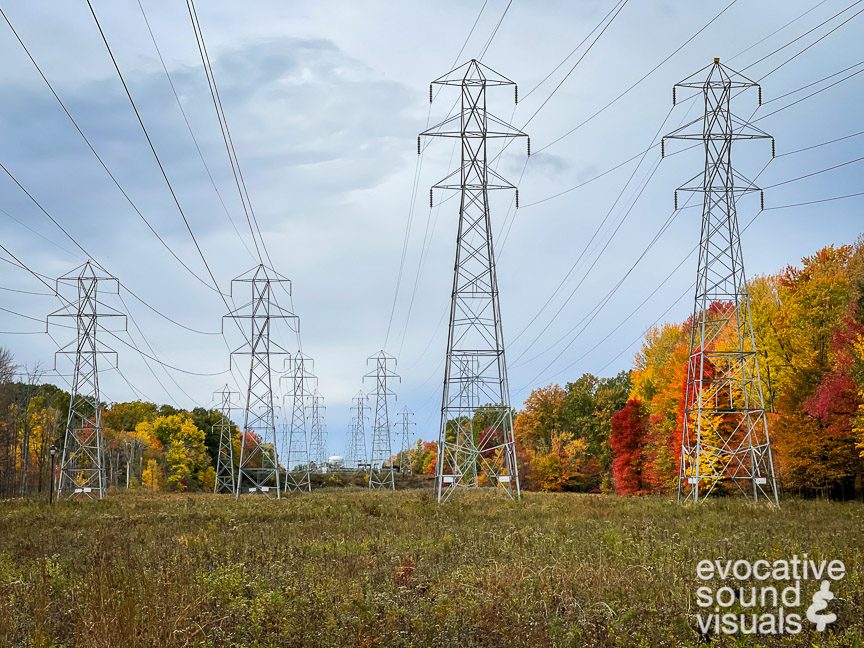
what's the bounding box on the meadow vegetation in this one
[1,489,862,647]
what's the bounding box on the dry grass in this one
[0,489,862,647]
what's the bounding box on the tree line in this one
[3,240,863,499]
[500,240,864,499]
[0,365,235,498]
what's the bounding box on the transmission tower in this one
[213,385,239,494]
[281,352,313,492]
[396,407,415,476]
[364,351,399,489]
[224,264,295,498]
[662,58,779,505]
[419,59,526,503]
[347,390,370,470]
[307,390,326,469]
[48,261,125,499]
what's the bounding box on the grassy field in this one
[0,489,862,647]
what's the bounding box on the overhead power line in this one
[135,0,258,263]
[477,0,513,60]
[535,0,739,154]
[742,0,864,75]
[0,5,223,296]
[184,0,265,264]
[85,0,233,312]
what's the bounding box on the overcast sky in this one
[0,0,861,456]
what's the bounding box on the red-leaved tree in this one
[610,399,649,494]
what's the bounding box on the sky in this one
[0,0,861,457]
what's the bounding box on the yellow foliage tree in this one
[142,458,163,491]
[527,433,590,492]
[164,418,209,492]
[136,414,209,492]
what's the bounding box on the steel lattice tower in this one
[224,264,296,498]
[213,385,239,494]
[396,407,415,476]
[419,59,526,502]
[347,390,370,470]
[281,352,313,491]
[48,261,125,499]
[307,390,326,469]
[365,351,399,489]
[663,58,779,505]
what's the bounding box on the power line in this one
[452,0,488,67]
[185,0,306,360]
[509,116,673,356]
[520,116,864,388]
[777,128,864,157]
[593,200,784,379]
[0,284,52,296]
[535,0,739,154]
[383,1,506,349]
[508,41,864,366]
[763,58,864,105]
[118,292,195,405]
[726,0,833,63]
[755,2,864,81]
[0,207,81,261]
[185,0,265,264]
[756,65,864,121]
[402,1,818,393]
[477,0,513,60]
[0,160,231,382]
[85,0,233,314]
[136,0,258,263]
[395,0,632,358]
[742,0,864,74]
[514,179,691,386]
[508,98,701,360]
[519,0,629,130]
[496,0,863,262]
[0,5,223,296]
[120,285,221,336]
[764,153,864,189]
[764,190,864,210]
[482,0,632,176]
[84,0,258,395]
[520,0,626,102]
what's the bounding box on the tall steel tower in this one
[307,390,326,469]
[282,352,313,492]
[347,390,370,470]
[419,59,526,503]
[213,385,239,494]
[48,261,125,499]
[663,58,779,505]
[224,264,295,498]
[365,350,399,489]
[395,407,415,476]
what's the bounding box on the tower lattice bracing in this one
[213,385,238,494]
[307,390,326,469]
[49,261,125,499]
[282,352,313,491]
[348,390,370,470]
[419,59,526,502]
[396,407,415,476]
[225,264,296,498]
[365,351,399,489]
[663,58,779,505]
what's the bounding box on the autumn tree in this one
[136,414,210,492]
[610,399,649,494]
[627,323,690,493]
